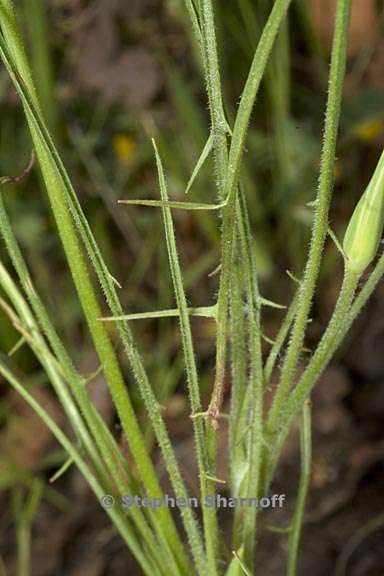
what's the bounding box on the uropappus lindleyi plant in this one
[0,0,384,574]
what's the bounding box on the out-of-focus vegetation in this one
[0,0,384,575]
[1,0,383,361]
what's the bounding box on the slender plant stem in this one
[282,252,384,442]
[0,195,131,480]
[236,191,264,570]
[0,361,161,576]
[198,11,264,567]
[17,510,29,576]
[2,1,381,575]
[262,250,384,491]
[287,400,312,576]
[0,6,191,571]
[0,258,176,574]
[229,247,247,489]
[199,0,230,428]
[197,2,293,567]
[200,0,228,197]
[343,253,384,335]
[264,268,359,489]
[0,258,99,467]
[198,4,254,570]
[16,482,42,576]
[265,0,352,449]
[197,11,264,568]
[182,0,203,47]
[208,0,293,424]
[264,288,299,384]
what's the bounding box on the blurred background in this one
[0,0,384,574]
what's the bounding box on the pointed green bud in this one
[343,150,384,274]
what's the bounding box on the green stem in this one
[229,248,247,487]
[265,0,352,448]
[0,258,99,469]
[0,258,175,574]
[16,483,42,576]
[263,251,384,491]
[276,252,384,476]
[343,253,384,336]
[237,191,264,570]
[0,195,129,481]
[197,1,232,570]
[0,6,189,571]
[287,401,312,576]
[0,361,160,576]
[264,268,359,489]
[264,288,299,384]
[198,9,265,568]
[198,2,293,568]
[200,0,228,198]
[207,0,293,424]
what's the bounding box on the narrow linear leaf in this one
[259,297,287,310]
[49,456,74,484]
[100,305,217,322]
[328,226,345,258]
[0,24,195,575]
[118,198,225,210]
[185,133,213,194]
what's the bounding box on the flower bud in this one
[343,150,384,274]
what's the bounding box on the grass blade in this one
[185,133,213,194]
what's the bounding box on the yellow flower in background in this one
[333,159,341,181]
[355,118,384,142]
[113,134,136,166]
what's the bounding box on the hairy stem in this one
[208,0,293,424]
[287,401,312,576]
[265,0,352,449]
[0,5,190,571]
[264,268,359,489]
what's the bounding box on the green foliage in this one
[0,0,383,575]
